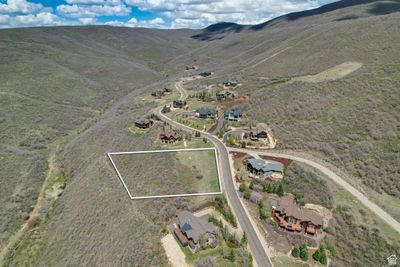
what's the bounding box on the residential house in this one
[175,211,217,252]
[249,125,268,140]
[223,79,238,87]
[159,130,183,144]
[173,99,187,108]
[272,195,323,236]
[200,71,212,77]
[185,65,198,70]
[151,87,171,97]
[224,110,243,121]
[134,118,153,129]
[245,158,284,179]
[196,108,217,119]
[216,90,236,100]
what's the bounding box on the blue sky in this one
[0,0,338,29]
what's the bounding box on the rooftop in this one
[275,195,323,226]
[177,211,215,243]
[246,158,283,173]
[196,108,217,116]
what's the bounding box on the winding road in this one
[158,81,274,267]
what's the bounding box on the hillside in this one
[1,0,400,266]
[0,26,200,265]
[178,0,400,220]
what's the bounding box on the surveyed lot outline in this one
[107,147,223,200]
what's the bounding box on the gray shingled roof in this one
[196,108,217,117]
[177,211,215,243]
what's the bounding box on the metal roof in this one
[246,158,283,173]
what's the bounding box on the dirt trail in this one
[0,150,58,265]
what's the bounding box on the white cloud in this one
[105,17,166,28]
[124,0,339,28]
[0,14,10,24]
[79,17,96,24]
[0,0,43,14]
[66,0,122,5]
[104,19,124,26]
[13,12,61,26]
[57,3,131,18]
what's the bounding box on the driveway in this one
[161,234,186,267]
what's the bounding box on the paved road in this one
[156,82,274,267]
[228,148,400,234]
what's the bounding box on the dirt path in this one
[0,150,58,265]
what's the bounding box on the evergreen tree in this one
[276,183,284,196]
[241,232,247,246]
[291,245,300,258]
[228,250,235,262]
[299,244,309,261]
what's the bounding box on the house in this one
[216,90,236,100]
[196,108,217,119]
[200,71,212,77]
[272,195,323,236]
[223,79,238,87]
[151,88,171,97]
[163,87,172,94]
[185,65,198,70]
[175,211,217,252]
[134,118,153,129]
[224,110,243,121]
[249,125,268,140]
[159,130,182,144]
[245,158,284,179]
[173,99,187,108]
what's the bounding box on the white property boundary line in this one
[107,147,223,200]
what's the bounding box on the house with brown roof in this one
[272,195,323,236]
[159,130,183,144]
[151,87,171,97]
[249,125,268,140]
[216,89,236,100]
[134,118,153,129]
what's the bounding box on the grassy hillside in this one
[181,1,400,220]
[0,26,200,264]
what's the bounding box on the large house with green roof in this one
[223,79,238,86]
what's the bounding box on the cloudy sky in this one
[0,0,339,29]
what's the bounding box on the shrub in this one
[291,245,300,258]
[299,244,309,261]
[27,216,41,228]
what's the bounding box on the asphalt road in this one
[157,81,273,267]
